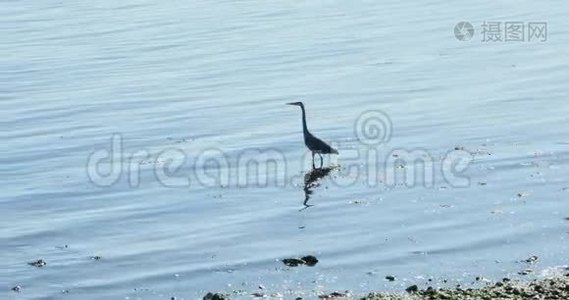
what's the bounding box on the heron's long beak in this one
[286,102,297,106]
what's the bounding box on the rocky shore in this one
[363,274,569,300]
[200,274,569,300]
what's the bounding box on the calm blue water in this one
[2,0,569,299]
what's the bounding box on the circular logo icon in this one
[454,21,474,41]
[354,110,392,146]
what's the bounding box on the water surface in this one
[2,0,569,299]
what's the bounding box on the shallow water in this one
[2,0,569,299]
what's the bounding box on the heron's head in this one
[286,101,303,107]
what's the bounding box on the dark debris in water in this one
[318,291,350,299]
[282,258,304,267]
[11,286,22,293]
[301,255,318,266]
[523,255,539,264]
[28,259,47,267]
[282,255,319,267]
[203,292,227,300]
[518,269,533,276]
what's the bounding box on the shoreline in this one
[201,273,569,300]
[363,274,569,300]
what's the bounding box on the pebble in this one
[405,285,419,293]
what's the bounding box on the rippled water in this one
[2,0,569,299]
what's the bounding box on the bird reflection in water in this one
[301,165,339,210]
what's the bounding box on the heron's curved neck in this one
[300,105,309,135]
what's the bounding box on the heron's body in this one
[287,101,338,166]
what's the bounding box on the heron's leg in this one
[311,152,316,169]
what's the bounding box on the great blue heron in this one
[287,102,338,167]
